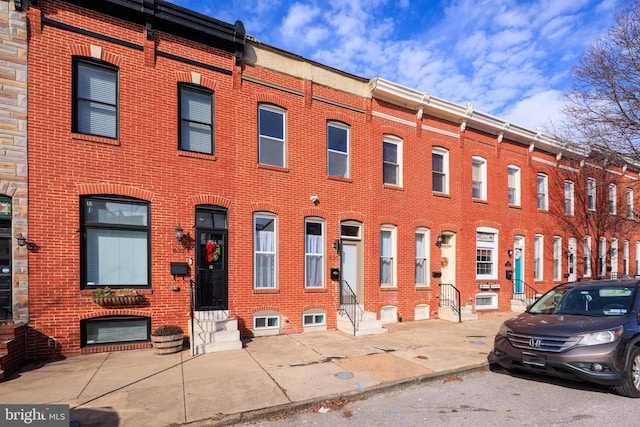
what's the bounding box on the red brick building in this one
[19,0,640,358]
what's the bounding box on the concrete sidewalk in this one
[0,312,513,427]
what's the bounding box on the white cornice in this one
[369,77,574,157]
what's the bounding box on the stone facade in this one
[0,0,28,324]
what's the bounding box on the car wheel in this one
[614,347,640,398]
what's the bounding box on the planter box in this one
[151,333,184,354]
[92,295,144,307]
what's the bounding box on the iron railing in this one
[439,283,461,323]
[512,279,541,307]
[339,280,362,336]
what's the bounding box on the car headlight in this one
[576,326,623,346]
[498,324,512,337]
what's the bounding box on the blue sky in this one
[169,0,617,131]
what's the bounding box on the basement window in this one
[81,316,150,347]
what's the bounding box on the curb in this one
[181,362,490,427]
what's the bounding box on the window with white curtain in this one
[305,219,324,288]
[380,225,396,287]
[179,84,213,154]
[254,213,277,289]
[415,228,429,286]
[74,58,118,139]
[82,196,149,288]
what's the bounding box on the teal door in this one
[514,248,523,293]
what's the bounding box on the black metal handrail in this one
[512,279,540,306]
[439,283,461,323]
[189,279,195,356]
[339,280,362,336]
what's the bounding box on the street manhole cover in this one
[335,371,354,379]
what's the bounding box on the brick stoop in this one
[0,322,27,381]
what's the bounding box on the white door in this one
[341,243,358,298]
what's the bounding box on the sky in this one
[168,0,618,132]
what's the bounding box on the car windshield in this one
[528,285,635,316]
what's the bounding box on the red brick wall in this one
[26,1,640,357]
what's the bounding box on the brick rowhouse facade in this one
[23,0,640,358]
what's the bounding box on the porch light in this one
[333,239,341,254]
[435,235,443,247]
[174,224,183,243]
[16,234,27,247]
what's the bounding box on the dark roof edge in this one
[57,0,245,58]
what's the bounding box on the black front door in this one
[195,229,227,310]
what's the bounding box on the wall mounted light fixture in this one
[435,235,443,247]
[333,239,341,254]
[17,233,34,249]
[507,249,513,257]
[174,224,184,243]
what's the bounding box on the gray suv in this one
[490,278,640,397]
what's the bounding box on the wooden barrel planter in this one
[151,325,184,354]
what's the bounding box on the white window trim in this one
[599,237,607,276]
[553,236,562,281]
[472,156,487,201]
[587,178,596,211]
[327,121,350,178]
[564,180,574,216]
[304,218,325,289]
[627,188,634,219]
[432,147,449,194]
[534,234,544,281]
[611,238,619,274]
[584,236,592,278]
[537,173,548,210]
[380,224,397,287]
[258,104,287,167]
[302,309,327,331]
[636,241,640,275]
[476,227,498,280]
[383,135,402,187]
[415,227,430,287]
[609,183,617,215]
[475,292,498,310]
[254,212,277,289]
[624,240,630,275]
[508,165,521,206]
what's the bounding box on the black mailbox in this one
[330,268,340,281]
[432,271,442,278]
[170,262,189,278]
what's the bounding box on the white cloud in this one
[501,90,565,131]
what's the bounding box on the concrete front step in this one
[337,311,387,336]
[438,305,478,322]
[190,311,243,355]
